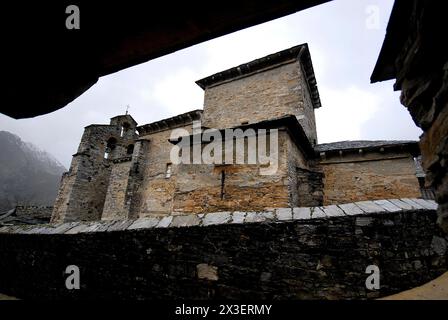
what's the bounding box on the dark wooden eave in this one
[1,0,330,119]
[371,0,447,87]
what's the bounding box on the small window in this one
[126,144,134,155]
[165,163,172,178]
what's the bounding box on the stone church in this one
[51,44,424,223]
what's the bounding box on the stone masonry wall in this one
[173,164,290,214]
[136,124,193,217]
[286,133,315,207]
[172,130,310,213]
[295,168,324,207]
[125,139,151,220]
[51,172,73,222]
[52,116,138,223]
[101,159,132,220]
[201,60,318,145]
[320,154,421,205]
[14,206,53,222]
[391,1,448,232]
[52,126,116,222]
[0,198,445,300]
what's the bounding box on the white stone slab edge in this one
[0,198,438,235]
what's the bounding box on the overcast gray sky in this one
[0,0,422,168]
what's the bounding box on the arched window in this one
[126,144,134,155]
[120,122,131,137]
[104,137,117,159]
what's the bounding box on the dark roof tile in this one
[315,140,418,152]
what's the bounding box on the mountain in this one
[0,131,66,211]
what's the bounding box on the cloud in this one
[359,81,423,140]
[151,67,204,115]
[199,19,295,76]
[315,85,379,142]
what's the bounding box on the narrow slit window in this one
[220,170,225,200]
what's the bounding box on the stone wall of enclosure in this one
[0,198,445,300]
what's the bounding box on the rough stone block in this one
[36,226,58,234]
[48,222,80,234]
[65,224,90,234]
[311,207,326,219]
[373,200,402,212]
[425,199,438,210]
[322,205,345,217]
[412,198,438,210]
[171,215,201,227]
[260,272,272,282]
[356,217,373,226]
[25,226,51,234]
[354,201,385,213]
[11,226,34,234]
[276,208,292,221]
[400,198,426,210]
[338,203,364,216]
[261,211,275,220]
[128,218,160,230]
[10,226,31,233]
[156,216,173,228]
[245,212,266,223]
[431,236,447,256]
[202,212,231,226]
[197,263,218,281]
[107,220,134,231]
[293,207,311,220]
[81,222,105,233]
[388,199,414,210]
[0,226,11,233]
[93,221,116,232]
[231,212,246,224]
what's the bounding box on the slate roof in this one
[315,140,418,153]
[137,109,203,135]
